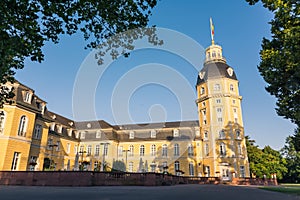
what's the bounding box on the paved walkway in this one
[0,184,299,200]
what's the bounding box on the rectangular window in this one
[47,138,53,150]
[11,152,20,171]
[0,112,5,134]
[174,144,179,156]
[29,156,37,171]
[33,124,42,139]
[103,144,108,156]
[66,143,71,154]
[56,141,60,151]
[218,118,223,122]
[205,166,210,177]
[162,145,168,157]
[216,99,221,104]
[95,145,100,156]
[87,145,92,156]
[129,162,133,172]
[205,144,209,156]
[240,166,245,178]
[118,146,123,157]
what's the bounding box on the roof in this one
[197,61,237,85]
[116,120,199,130]
[75,120,114,130]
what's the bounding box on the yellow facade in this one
[0,37,249,179]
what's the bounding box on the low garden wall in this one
[0,171,220,186]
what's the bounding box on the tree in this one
[246,136,287,179]
[246,0,300,129]
[281,130,300,183]
[0,0,159,108]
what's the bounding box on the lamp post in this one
[100,142,109,171]
[48,143,58,171]
[122,149,130,172]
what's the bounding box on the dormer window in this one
[173,129,179,137]
[195,130,200,137]
[50,123,55,131]
[129,131,134,139]
[57,125,62,133]
[75,131,79,139]
[80,132,85,139]
[150,130,156,138]
[96,131,101,138]
[24,91,32,103]
[67,129,72,137]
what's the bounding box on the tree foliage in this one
[281,128,300,183]
[246,136,287,179]
[246,0,300,127]
[0,0,158,108]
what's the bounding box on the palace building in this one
[0,26,250,180]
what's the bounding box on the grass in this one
[259,184,300,196]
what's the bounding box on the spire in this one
[204,18,226,64]
[210,17,215,45]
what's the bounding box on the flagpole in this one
[210,17,215,45]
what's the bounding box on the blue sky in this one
[16,0,296,150]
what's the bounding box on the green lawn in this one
[260,184,300,196]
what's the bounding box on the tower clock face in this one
[199,71,205,79]
[227,68,233,76]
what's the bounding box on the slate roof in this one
[197,61,237,85]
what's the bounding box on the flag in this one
[210,17,214,42]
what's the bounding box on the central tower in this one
[196,18,249,180]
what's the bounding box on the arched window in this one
[188,144,194,156]
[236,130,241,139]
[212,51,216,58]
[230,84,234,91]
[201,87,205,94]
[129,145,134,157]
[174,143,179,156]
[162,144,168,157]
[204,131,208,140]
[220,143,226,156]
[18,115,27,136]
[0,111,6,134]
[151,144,156,156]
[140,145,145,156]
